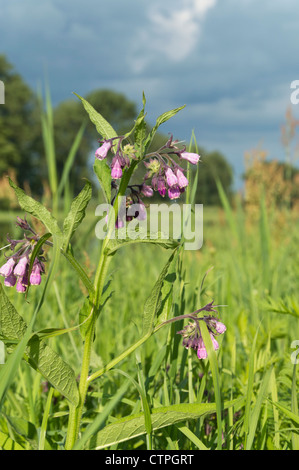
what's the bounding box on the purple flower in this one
[180,151,200,165]
[4,273,17,287]
[214,321,226,334]
[157,177,166,197]
[0,258,15,277]
[136,202,147,221]
[165,167,178,187]
[168,185,181,200]
[197,337,208,359]
[141,184,154,198]
[16,272,28,293]
[111,158,123,179]
[13,256,28,277]
[177,314,226,360]
[175,168,189,189]
[30,263,42,286]
[1,216,46,293]
[95,141,112,160]
[115,218,125,229]
[197,333,219,359]
[16,279,26,293]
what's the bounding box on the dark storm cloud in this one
[1,0,299,186]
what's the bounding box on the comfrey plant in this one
[0,94,226,450]
[0,217,45,292]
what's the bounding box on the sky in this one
[1,0,299,188]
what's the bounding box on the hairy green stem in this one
[65,162,138,450]
[65,253,111,450]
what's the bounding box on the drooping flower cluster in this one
[106,182,148,229]
[177,303,226,360]
[95,137,132,180]
[95,134,201,201]
[0,217,45,293]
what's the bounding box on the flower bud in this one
[111,158,123,179]
[175,168,189,188]
[14,256,28,277]
[95,141,112,160]
[165,167,178,187]
[0,258,15,277]
[180,151,200,165]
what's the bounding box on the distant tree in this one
[195,150,234,205]
[52,89,138,192]
[0,55,41,188]
[244,148,299,214]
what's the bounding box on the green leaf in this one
[78,296,96,341]
[104,228,180,256]
[4,416,39,450]
[291,363,299,450]
[0,283,27,346]
[25,335,79,406]
[74,93,118,140]
[73,379,130,450]
[132,92,147,158]
[78,280,113,340]
[61,249,95,297]
[0,284,79,406]
[0,235,62,409]
[142,248,179,336]
[26,233,52,296]
[0,430,25,450]
[176,424,209,450]
[270,399,299,426]
[155,248,179,326]
[8,178,62,236]
[89,397,244,450]
[93,158,112,203]
[62,180,92,250]
[144,104,185,152]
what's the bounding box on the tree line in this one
[0,54,234,207]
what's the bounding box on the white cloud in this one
[130,0,217,72]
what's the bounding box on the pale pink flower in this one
[215,321,226,334]
[197,337,208,359]
[30,263,42,286]
[0,258,15,277]
[141,184,154,198]
[175,168,189,188]
[111,158,123,179]
[180,151,200,165]
[13,256,28,277]
[165,167,178,187]
[95,141,112,160]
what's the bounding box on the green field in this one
[0,93,298,451]
[0,195,298,450]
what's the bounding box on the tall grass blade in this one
[291,363,299,450]
[199,320,222,450]
[245,366,272,450]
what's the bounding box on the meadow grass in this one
[0,194,298,450]
[0,90,298,450]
